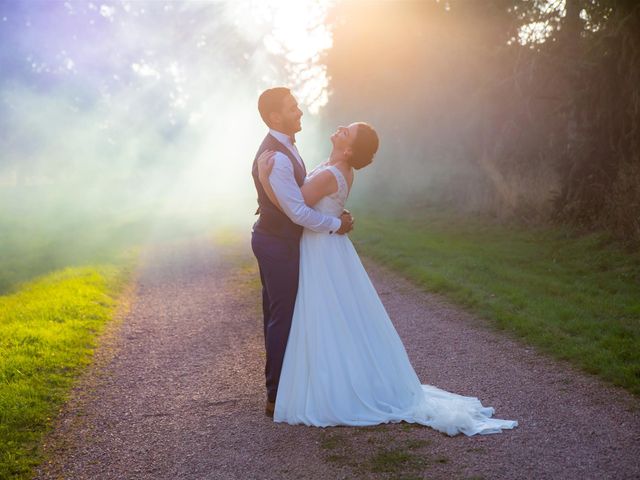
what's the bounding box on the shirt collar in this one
[269,128,295,147]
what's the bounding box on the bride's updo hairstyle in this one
[348,122,379,170]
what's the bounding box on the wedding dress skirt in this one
[273,166,517,436]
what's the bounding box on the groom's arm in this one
[268,153,341,233]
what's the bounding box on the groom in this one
[251,87,353,417]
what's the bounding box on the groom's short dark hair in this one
[258,87,291,127]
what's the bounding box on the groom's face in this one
[275,94,303,136]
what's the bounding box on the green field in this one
[0,185,142,478]
[350,208,640,395]
[0,264,132,479]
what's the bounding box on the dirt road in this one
[37,236,640,479]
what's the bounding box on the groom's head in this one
[258,87,303,136]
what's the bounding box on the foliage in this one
[326,0,640,240]
[550,1,640,239]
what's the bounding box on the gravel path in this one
[37,236,640,480]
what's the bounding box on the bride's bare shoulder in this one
[308,161,329,175]
[334,163,354,189]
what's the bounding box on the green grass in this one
[0,187,151,295]
[0,185,144,477]
[0,263,132,479]
[350,208,640,395]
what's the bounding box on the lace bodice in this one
[305,164,350,217]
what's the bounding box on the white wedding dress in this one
[274,165,517,436]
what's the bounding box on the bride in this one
[257,122,517,436]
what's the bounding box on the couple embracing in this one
[250,87,517,436]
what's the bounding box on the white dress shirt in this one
[267,128,341,234]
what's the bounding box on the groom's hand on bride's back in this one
[257,150,276,182]
[336,210,354,234]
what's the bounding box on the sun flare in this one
[0,0,342,229]
[234,0,335,114]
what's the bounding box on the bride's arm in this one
[300,171,337,206]
[258,154,338,207]
[257,151,284,212]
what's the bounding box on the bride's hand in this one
[257,150,276,182]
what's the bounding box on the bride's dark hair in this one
[348,123,379,170]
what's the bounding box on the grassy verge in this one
[0,262,133,479]
[350,208,640,395]
[0,193,149,296]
